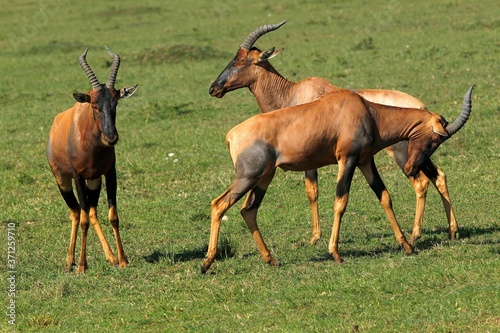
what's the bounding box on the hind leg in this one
[202,141,277,273]
[240,171,277,266]
[328,157,358,263]
[201,179,255,273]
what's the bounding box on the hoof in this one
[310,236,321,246]
[107,257,119,267]
[402,242,414,255]
[406,249,418,256]
[63,262,75,272]
[268,258,279,267]
[331,253,344,264]
[201,258,213,274]
[117,255,129,268]
[77,259,87,273]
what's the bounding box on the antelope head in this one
[209,20,287,98]
[74,47,138,146]
[405,85,474,176]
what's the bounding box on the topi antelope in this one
[46,48,138,272]
[201,85,473,273]
[209,20,459,246]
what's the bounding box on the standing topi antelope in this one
[46,48,138,273]
[201,85,473,273]
[209,20,458,246]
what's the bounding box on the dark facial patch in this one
[209,55,241,96]
[209,48,259,97]
[96,88,119,142]
[405,136,444,176]
[97,87,119,116]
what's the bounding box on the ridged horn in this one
[79,48,101,91]
[446,84,475,136]
[105,46,121,88]
[240,20,288,50]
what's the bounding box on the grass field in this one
[1,0,499,332]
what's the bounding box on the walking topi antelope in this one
[209,20,459,246]
[201,85,474,273]
[46,48,138,273]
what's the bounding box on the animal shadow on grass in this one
[309,243,403,263]
[142,237,236,264]
[308,224,500,263]
[452,225,500,244]
[414,224,500,249]
[143,212,237,265]
[143,248,205,264]
[141,221,500,265]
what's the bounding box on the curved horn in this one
[240,20,288,50]
[79,48,101,91]
[446,84,475,136]
[105,46,121,88]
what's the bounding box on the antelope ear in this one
[258,47,284,62]
[432,123,449,137]
[73,92,91,103]
[120,84,139,99]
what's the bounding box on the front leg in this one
[420,159,459,241]
[304,169,321,245]
[87,178,118,266]
[74,174,90,273]
[58,178,80,271]
[408,172,430,245]
[358,159,413,255]
[106,165,128,268]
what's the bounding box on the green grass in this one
[1,0,500,332]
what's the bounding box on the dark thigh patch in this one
[234,141,277,179]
